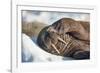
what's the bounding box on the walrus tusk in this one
[51,44,60,54]
[57,37,67,44]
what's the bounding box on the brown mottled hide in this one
[37,18,90,59]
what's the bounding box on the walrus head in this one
[37,18,90,60]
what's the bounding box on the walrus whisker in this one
[51,44,60,54]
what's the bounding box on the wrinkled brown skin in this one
[52,18,90,41]
[37,18,90,60]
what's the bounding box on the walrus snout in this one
[73,51,90,59]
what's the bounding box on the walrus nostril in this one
[73,51,90,59]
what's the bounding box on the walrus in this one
[37,18,90,60]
